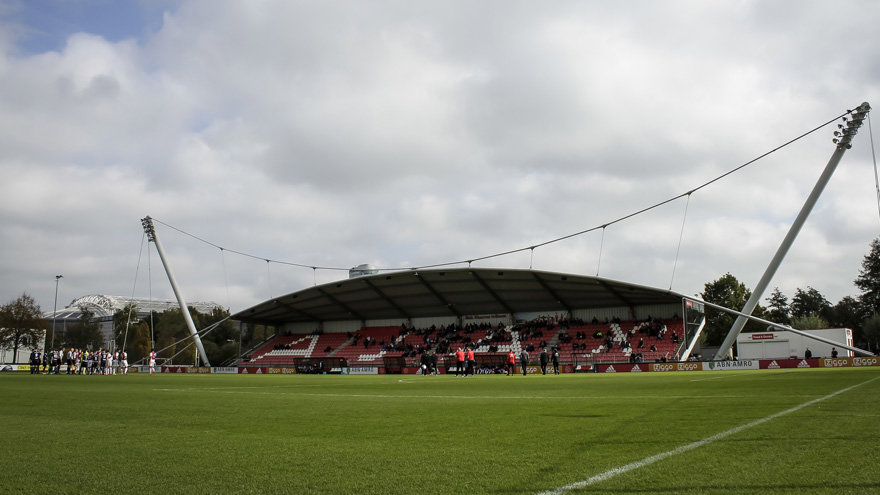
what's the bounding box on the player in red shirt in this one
[455,348,466,377]
[506,350,516,376]
[466,347,475,376]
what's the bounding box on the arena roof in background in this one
[232,268,686,325]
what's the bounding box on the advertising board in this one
[347,366,379,375]
[702,360,759,371]
[819,356,880,368]
[596,363,648,373]
[649,362,701,372]
[759,358,819,369]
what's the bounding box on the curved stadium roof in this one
[44,294,222,320]
[232,267,686,325]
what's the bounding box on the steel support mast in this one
[141,216,211,366]
[713,102,871,361]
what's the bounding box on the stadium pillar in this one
[714,103,871,361]
[141,216,212,367]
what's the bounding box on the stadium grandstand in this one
[43,294,222,351]
[232,267,700,372]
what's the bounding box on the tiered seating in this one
[332,326,407,365]
[251,334,319,365]
[243,318,687,368]
[584,319,684,363]
[309,332,352,358]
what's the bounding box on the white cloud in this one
[0,0,878,317]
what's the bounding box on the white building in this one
[736,328,854,360]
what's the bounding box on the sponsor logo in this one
[605,365,616,373]
[796,360,811,368]
[653,364,674,372]
[853,357,879,367]
[767,360,780,369]
[823,358,849,368]
[347,367,379,375]
[751,333,775,340]
[632,365,642,372]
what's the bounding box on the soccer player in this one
[466,347,475,376]
[121,350,129,375]
[149,350,157,375]
[506,350,516,376]
[455,347,465,377]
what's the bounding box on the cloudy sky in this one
[1,0,878,317]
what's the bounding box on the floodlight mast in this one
[141,216,211,367]
[713,102,871,361]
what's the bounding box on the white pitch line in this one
[153,388,819,400]
[537,375,880,495]
[689,372,747,382]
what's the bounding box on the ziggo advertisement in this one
[595,356,880,373]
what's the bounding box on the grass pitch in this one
[1,368,878,494]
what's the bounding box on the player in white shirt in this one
[105,352,113,376]
[149,351,157,375]
[121,351,129,375]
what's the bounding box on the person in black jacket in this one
[551,348,560,374]
[520,348,530,376]
[539,348,549,375]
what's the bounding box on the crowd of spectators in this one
[263,314,683,365]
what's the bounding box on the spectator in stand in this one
[650,344,657,352]
[805,347,812,359]
[638,338,645,349]
[539,348,549,375]
[831,347,838,358]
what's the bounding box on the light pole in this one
[50,275,63,350]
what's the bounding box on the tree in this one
[790,287,831,320]
[825,296,863,332]
[112,303,140,351]
[700,273,766,346]
[63,306,104,350]
[791,314,829,330]
[855,237,880,316]
[0,293,47,363]
[765,287,790,325]
[862,314,880,353]
[126,320,151,363]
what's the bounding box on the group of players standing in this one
[506,347,561,376]
[27,348,133,375]
[427,345,561,376]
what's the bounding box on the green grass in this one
[1,368,878,494]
